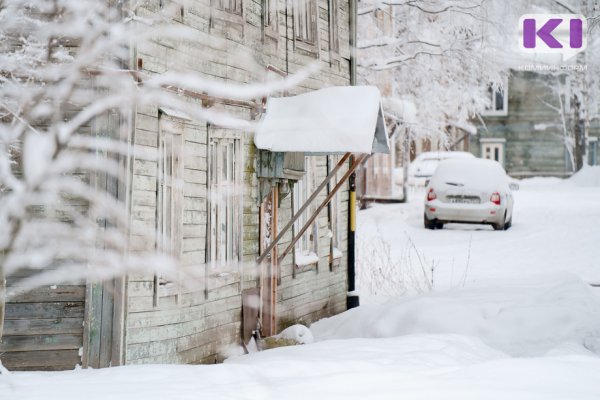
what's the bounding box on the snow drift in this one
[311,275,600,357]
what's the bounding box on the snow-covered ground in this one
[1,168,600,399]
[357,171,600,298]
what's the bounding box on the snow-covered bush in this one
[357,231,435,297]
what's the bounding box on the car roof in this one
[430,158,508,188]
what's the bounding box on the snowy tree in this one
[356,0,531,143]
[0,0,311,344]
[536,75,578,171]
[549,0,600,170]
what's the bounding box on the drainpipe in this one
[347,0,359,309]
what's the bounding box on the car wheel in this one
[493,211,507,231]
[435,221,444,229]
[504,216,512,230]
[424,214,436,230]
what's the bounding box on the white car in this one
[424,158,515,230]
[408,151,475,187]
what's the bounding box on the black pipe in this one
[347,163,359,309]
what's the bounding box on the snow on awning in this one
[255,86,390,155]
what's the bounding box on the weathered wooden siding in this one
[276,156,349,330]
[124,0,352,364]
[473,71,600,177]
[0,282,85,371]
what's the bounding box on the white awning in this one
[254,86,390,155]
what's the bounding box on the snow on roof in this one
[254,86,390,155]
[159,106,192,121]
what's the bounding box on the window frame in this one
[328,0,340,63]
[293,0,320,57]
[210,0,245,38]
[481,81,508,117]
[155,113,185,304]
[292,156,319,268]
[206,131,243,270]
[327,155,343,270]
[215,0,243,15]
[263,0,279,42]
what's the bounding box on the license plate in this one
[449,198,479,204]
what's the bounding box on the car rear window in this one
[430,159,508,189]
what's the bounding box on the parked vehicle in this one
[424,158,515,230]
[408,151,475,187]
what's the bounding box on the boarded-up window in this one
[207,134,242,267]
[155,113,184,302]
[292,156,318,267]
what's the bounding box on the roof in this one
[254,86,390,155]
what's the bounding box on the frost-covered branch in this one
[0,0,312,344]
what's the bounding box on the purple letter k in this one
[523,18,563,48]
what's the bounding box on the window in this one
[155,114,184,304]
[482,82,508,116]
[210,0,245,39]
[327,155,342,269]
[262,0,279,42]
[481,139,505,166]
[292,156,318,267]
[216,0,242,14]
[207,134,242,268]
[328,0,339,56]
[293,0,318,55]
[263,0,275,27]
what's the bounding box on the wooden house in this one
[0,0,378,371]
[471,70,600,177]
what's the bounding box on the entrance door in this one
[482,141,505,166]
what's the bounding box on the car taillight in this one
[427,188,436,201]
[490,192,501,205]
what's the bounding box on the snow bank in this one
[4,334,600,400]
[567,165,600,187]
[518,166,600,189]
[311,275,600,357]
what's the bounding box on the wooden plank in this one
[5,302,85,319]
[1,350,80,370]
[3,318,83,336]
[99,279,115,367]
[0,334,82,352]
[8,285,85,303]
[82,283,101,368]
[127,304,207,329]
